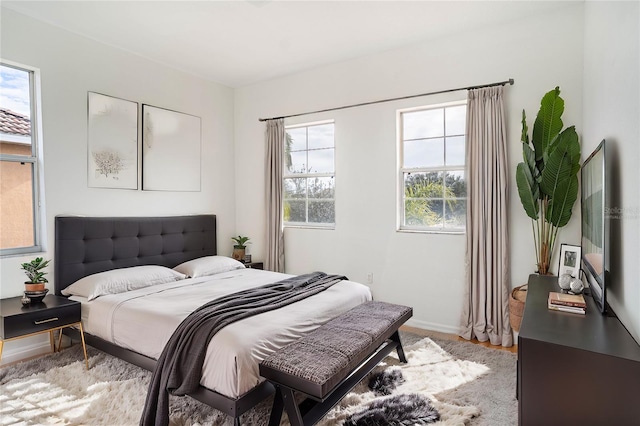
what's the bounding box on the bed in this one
[54,214,372,425]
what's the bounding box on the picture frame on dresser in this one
[558,243,581,277]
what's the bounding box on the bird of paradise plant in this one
[516,87,581,275]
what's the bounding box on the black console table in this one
[518,274,640,425]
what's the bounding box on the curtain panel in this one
[460,86,513,347]
[265,119,285,272]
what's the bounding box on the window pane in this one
[404,172,444,198]
[403,139,428,168]
[286,127,306,151]
[0,160,35,249]
[404,199,443,227]
[308,148,334,173]
[308,201,335,223]
[0,65,32,156]
[445,105,466,135]
[445,136,465,166]
[284,200,306,222]
[445,198,466,228]
[403,138,444,168]
[288,150,307,174]
[308,177,334,199]
[308,124,334,149]
[284,178,306,199]
[0,139,32,156]
[403,109,444,140]
[446,171,467,198]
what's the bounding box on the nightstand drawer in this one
[2,304,80,339]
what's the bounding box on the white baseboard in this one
[0,339,51,366]
[404,318,460,335]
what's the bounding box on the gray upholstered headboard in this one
[54,215,216,295]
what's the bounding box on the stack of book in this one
[548,291,587,314]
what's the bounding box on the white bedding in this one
[71,268,372,398]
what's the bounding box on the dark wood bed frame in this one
[55,214,273,426]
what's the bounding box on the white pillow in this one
[173,255,245,278]
[62,265,186,301]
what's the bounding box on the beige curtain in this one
[265,119,285,272]
[460,86,512,347]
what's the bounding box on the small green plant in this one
[21,257,50,283]
[231,235,250,249]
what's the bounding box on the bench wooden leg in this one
[268,386,284,426]
[233,417,241,426]
[281,387,304,426]
[391,330,408,363]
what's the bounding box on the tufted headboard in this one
[54,215,216,295]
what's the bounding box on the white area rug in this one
[317,337,485,425]
[0,335,515,425]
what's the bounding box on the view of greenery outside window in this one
[284,121,335,227]
[399,102,467,232]
[0,61,43,255]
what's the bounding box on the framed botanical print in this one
[87,92,138,189]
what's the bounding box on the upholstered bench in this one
[259,300,412,426]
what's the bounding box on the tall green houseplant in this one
[516,87,581,275]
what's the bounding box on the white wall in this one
[0,9,236,363]
[583,1,640,343]
[0,2,601,364]
[235,4,585,333]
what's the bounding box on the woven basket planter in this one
[509,284,528,332]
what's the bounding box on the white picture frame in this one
[142,104,201,191]
[87,92,138,189]
[559,243,581,278]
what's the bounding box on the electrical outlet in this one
[367,273,374,284]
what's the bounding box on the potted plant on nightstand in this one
[21,257,50,292]
[231,236,250,262]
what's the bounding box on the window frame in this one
[397,100,467,234]
[0,59,46,256]
[283,119,336,229]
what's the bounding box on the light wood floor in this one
[401,325,518,354]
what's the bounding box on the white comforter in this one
[73,268,372,398]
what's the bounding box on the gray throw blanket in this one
[140,271,346,426]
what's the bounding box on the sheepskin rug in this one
[0,337,494,425]
[344,393,441,425]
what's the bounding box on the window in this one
[399,102,467,232]
[284,121,335,227]
[0,61,44,255]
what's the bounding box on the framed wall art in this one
[142,104,201,191]
[559,243,581,278]
[87,92,138,189]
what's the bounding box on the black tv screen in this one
[581,140,607,313]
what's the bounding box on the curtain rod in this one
[258,78,514,122]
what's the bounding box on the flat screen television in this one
[581,140,607,313]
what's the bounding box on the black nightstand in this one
[0,295,89,368]
[244,262,264,270]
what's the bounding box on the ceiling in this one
[3,1,573,88]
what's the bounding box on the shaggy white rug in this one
[0,336,510,425]
[317,337,485,425]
